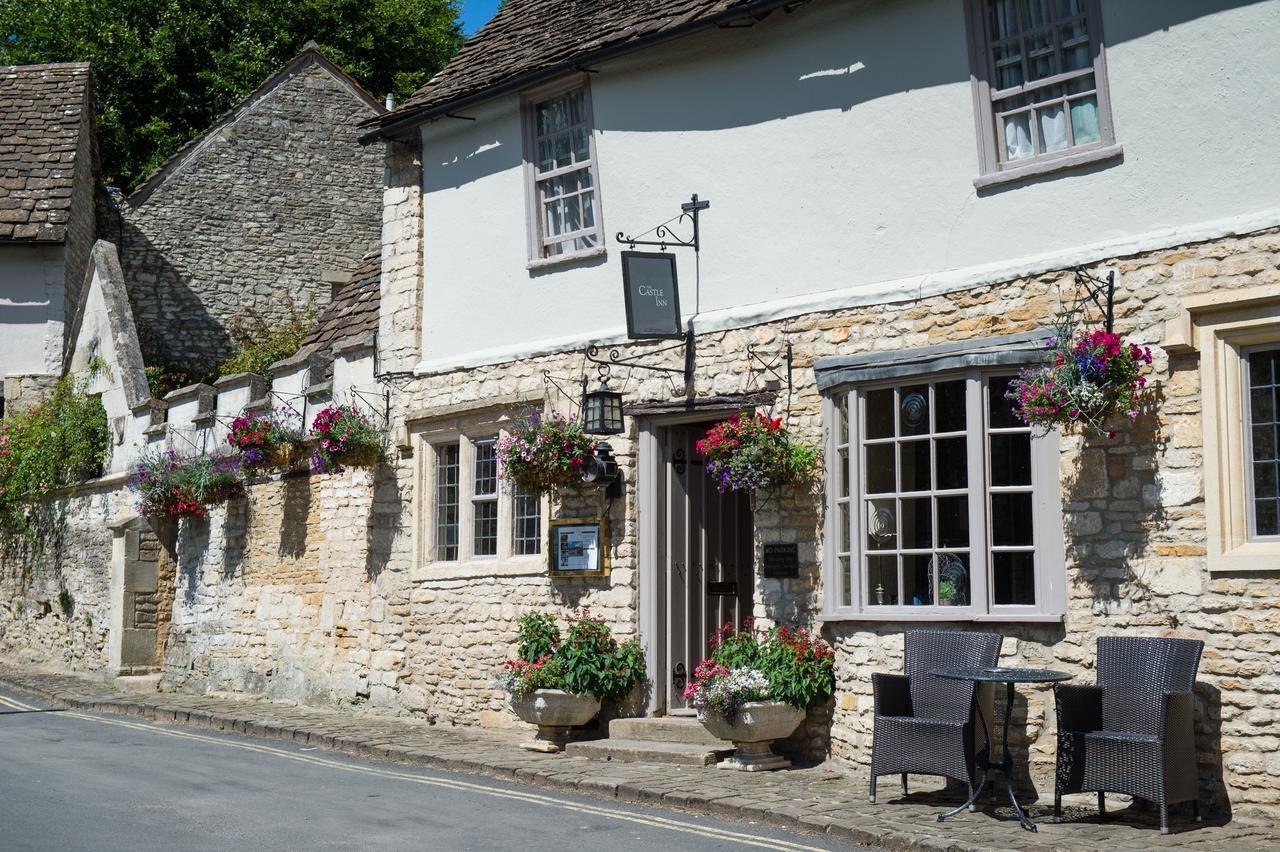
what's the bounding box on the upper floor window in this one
[524,83,603,261]
[965,0,1117,186]
[824,371,1065,620]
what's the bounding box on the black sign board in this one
[762,543,800,579]
[621,251,683,339]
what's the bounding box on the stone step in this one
[565,737,734,767]
[607,715,726,746]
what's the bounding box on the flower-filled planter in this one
[500,610,645,753]
[309,405,384,474]
[131,450,243,521]
[228,409,305,473]
[1006,327,1153,437]
[696,412,818,494]
[684,621,835,771]
[495,409,595,494]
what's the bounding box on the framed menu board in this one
[548,518,611,577]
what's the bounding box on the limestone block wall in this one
[105,55,383,367]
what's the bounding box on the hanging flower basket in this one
[227,408,306,473]
[1006,327,1153,437]
[131,450,244,520]
[309,405,385,474]
[696,412,819,494]
[495,409,595,494]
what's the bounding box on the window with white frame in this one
[825,371,1065,619]
[1245,347,1280,539]
[525,83,603,260]
[425,433,544,564]
[964,0,1116,182]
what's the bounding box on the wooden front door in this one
[660,422,754,714]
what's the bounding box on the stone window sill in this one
[818,611,1065,624]
[973,143,1123,191]
[411,556,546,582]
[526,245,606,272]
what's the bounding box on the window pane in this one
[900,440,931,492]
[936,437,968,490]
[1069,95,1100,145]
[989,0,1018,40]
[991,433,1032,486]
[899,385,930,436]
[901,497,932,549]
[1249,349,1280,537]
[1023,29,1057,81]
[902,554,934,606]
[1003,111,1034,160]
[1251,385,1276,424]
[1038,102,1069,153]
[866,389,894,439]
[473,501,498,556]
[434,444,460,561]
[835,394,849,445]
[937,552,971,606]
[839,555,852,607]
[866,499,896,550]
[1060,20,1090,71]
[992,492,1034,546]
[992,40,1024,89]
[866,443,896,494]
[581,190,596,228]
[937,496,970,548]
[867,555,898,606]
[514,489,541,555]
[935,380,966,432]
[474,440,497,495]
[838,500,851,552]
[1254,463,1278,500]
[988,376,1019,428]
[1257,500,1280,536]
[1254,426,1276,461]
[838,448,850,497]
[993,551,1036,605]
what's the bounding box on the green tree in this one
[0,0,462,189]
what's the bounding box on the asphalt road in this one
[0,687,850,852]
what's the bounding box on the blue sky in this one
[459,0,502,35]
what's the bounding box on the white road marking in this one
[0,690,828,851]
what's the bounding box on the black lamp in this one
[580,442,622,499]
[582,380,624,435]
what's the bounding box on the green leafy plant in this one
[494,409,594,494]
[938,579,958,602]
[0,373,110,537]
[58,589,73,616]
[131,450,243,520]
[499,610,646,702]
[218,302,315,379]
[696,412,819,493]
[694,620,836,711]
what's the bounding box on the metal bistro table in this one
[932,666,1073,832]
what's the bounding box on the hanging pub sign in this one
[621,251,683,340]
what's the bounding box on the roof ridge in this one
[1,61,91,73]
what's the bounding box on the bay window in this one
[824,370,1065,620]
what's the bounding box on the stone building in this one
[0,61,98,409]
[102,44,385,368]
[3,0,1280,830]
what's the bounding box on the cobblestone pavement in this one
[1,663,1275,852]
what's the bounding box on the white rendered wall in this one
[0,243,65,377]
[416,0,1280,371]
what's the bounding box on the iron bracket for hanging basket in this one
[1074,268,1116,333]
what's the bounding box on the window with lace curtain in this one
[524,81,604,261]
[965,0,1118,187]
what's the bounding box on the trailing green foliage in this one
[500,610,646,702]
[515,611,560,663]
[0,374,110,537]
[218,303,315,379]
[0,0,464,189]
[130,450,244,520]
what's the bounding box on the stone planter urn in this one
[510,689,600,753]
[698,700,805,771]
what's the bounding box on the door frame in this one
[637,406,752,716]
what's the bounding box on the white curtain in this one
[1004,113,1034,160]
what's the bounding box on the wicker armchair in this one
[1054,636,1204,834]
[869,629,1002,804]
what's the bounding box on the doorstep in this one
[566,715,735,766]
[1,661,1276,852]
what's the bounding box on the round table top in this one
[932,666,1073,684]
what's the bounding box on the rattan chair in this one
[869,629,1002,804]
[1054,636,1204,834]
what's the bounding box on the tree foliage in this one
[0,0,463,189]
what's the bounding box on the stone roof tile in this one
[303,246,381,352]
[0,62,91,243]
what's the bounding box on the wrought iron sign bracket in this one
[585,332,694,385]
[1074,267,1116,333]
[350,386,392,428]
[615,194,710,253]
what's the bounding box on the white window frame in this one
[521,76,606,266]
[822,369,1066,622]
[964,0,1120,189]
[415,420,547,575]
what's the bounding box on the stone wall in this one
[0,479,131,671]
[105,52,383,367]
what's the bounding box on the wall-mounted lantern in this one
[582,379,624,435]
[579,442,622,499]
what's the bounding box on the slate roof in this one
[0,62,92,242]
[367,0,803,137]
[303,246,380,352]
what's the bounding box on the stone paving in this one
[2,663,1276,852]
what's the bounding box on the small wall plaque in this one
[762,542,799,579]
[621,251,683,339]
[548,518,611,577]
